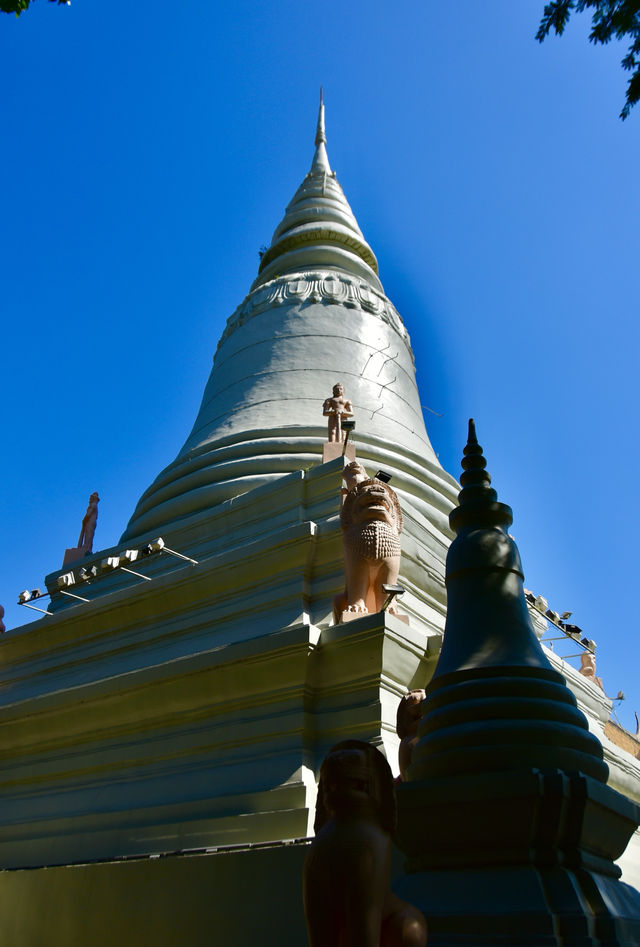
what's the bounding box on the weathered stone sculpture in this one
[334,462,404,622]
[395,691,425,782]
[579,650,604,690]
[303,740,427,947]
[63,491,100,567]
[323,382,353,443]
[78,492,100,551]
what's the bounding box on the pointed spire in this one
[251,92,380,291]
[315,87,326,145]
[310,87,331,175]
[449,418,510,533]
[407,419,607,784]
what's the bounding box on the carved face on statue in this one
[341,478,403,536]
[314,741,396,835]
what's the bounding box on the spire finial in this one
[315,87,327,147]
[449,418,507,532]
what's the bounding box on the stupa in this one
[122,94,456,545]
[0,100,638,944]
[0,99,458,873]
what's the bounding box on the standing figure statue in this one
[323,382,354,443]
[579,651,604,691]
[78,492,100,552]
[303,740,428,946]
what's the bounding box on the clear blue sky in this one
[1,1,638,731]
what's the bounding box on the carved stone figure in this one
[579,651,604,691]
[334,462,403,620]
[396,690,425,782]
[323,382,353,443]
[303,740,427,947]
[78,492,100,552]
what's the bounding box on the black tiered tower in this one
[396,420,640,945]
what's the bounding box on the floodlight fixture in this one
[57,572,76,589]
[141,538,165,557]
[560,611,573,621]
[381,583,405,612]
[149,537,198,565]
[119,550,140,565]
[341,420,356,455]
[615,691,626,702]
[17,589,52,616]
[101,557,120,572]
[564,624,583,639]
[116,548,151,580]
[78,566,99,582]
[374,470,392,484]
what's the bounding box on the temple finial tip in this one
[467,418,477,445]
[315,90,327,147]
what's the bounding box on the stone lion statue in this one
[303,740,427,946]
[334,462,404,621]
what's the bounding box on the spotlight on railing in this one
[118,548,151,581]
[374,470,392,484]
[101,557,120,572]
[141,537,198,565]
[381,583,405,612]
[17,589,52,616]
[56,572,90,603]
[341,420,355,456]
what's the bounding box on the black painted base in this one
[395,770,640,946]
[393,863,640,946]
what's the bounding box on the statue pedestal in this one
[322,442,355,464]
[62,547,89,567]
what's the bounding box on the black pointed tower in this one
[395,421,640,945]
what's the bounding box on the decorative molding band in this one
[217,270,412,353]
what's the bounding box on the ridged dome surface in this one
[122,102,458,542]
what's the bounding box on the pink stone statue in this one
[334,462,403,621]
[396,690,426,782]
[303,740,428,947]
[579,652,604,691]
[323,382,354,443]
[78,492,100,552]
